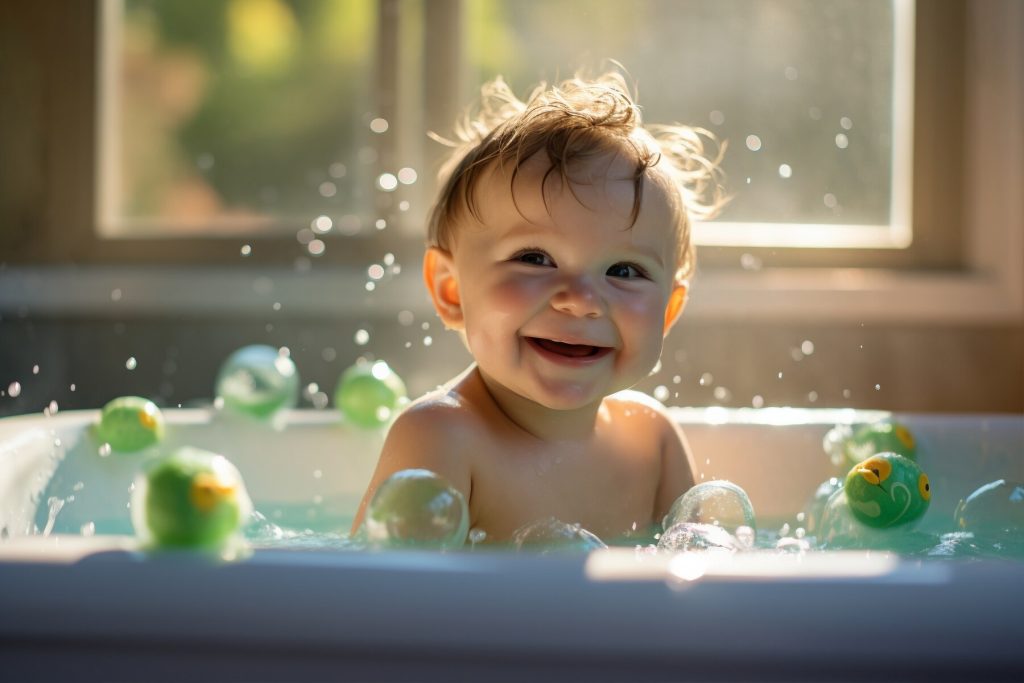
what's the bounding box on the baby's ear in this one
[663,284,688,336]
[423,247,464,329]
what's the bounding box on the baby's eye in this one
[606,262,648,279]
[512,250,554,267]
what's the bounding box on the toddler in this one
[352,71,724,544]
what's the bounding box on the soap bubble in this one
[511,517,606,554]
[334,360,407,429]
[215,345,299,419]
[802,477,844,535]
[132,447,252,549]
[954,479,1024,537]
[658,522,741,553]
[663,480,756,534]
[365,469,468,550]
[96,396,165,453]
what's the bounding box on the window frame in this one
[0,0,1020,325]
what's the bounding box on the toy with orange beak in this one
[843,452,931,528]
[132,447,252,548]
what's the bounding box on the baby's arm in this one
[349,401,473,536]
[652,410,698,525]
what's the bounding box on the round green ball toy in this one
[132,447,253,548]
[97,396,165,453]
[335,361,407,428]
[216,344,299,419]
[842,421,917,468]
[844,452,931,528]
[365,469,468,549]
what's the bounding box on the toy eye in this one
[918,473,932,501]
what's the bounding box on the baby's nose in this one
[550,276,603,318]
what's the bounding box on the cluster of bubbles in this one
[214,344,407,429]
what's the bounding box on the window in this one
[1,1,1019,325]
[94,0,935,267]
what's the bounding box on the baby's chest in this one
[469,434,662,540]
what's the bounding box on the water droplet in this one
[752,395,765,408]
[423,336,433,347]
[313,469,323,479]
[375,406,392,422]
[808,391,819,402]
[840,116,853,130]
[367,264,385,280]
[70,383,76,392]
[7,382,21,398]
[377,173,398,191]
[398,200,410,212]
[777,371,783,379]
[313,216,333,233]
[321,347,337,362]
[801,340,815,355]
[383,253,395,266]
[709,110,725,125]
[672,375,681,384]
[842,389,852,399]
[308,239,326,256]
[240,244,252,256]
[778,164,792,179]
[318,182,337,198]
[397,167,417,185]
[421,322,430,331]
[98,442,111,457]
[823,193,838,209]
[469,528,488,545]
[699,372,714,386]
[835,133,849,149]
[653,385,670,402]
[125,357,137,370]
[740,253,763,270]
[272,302,282,311]
[354,329,370,345]
[369,117,389,133]
[329,162,347,178]
[875,384,881,391]
[111,288,123,302]
[80,522,96,536]
[713,386,730,401]
[32,365,40,375]
[745,134,762,151]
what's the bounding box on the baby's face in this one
[448,152,682,411]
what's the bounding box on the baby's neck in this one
[470,366,607,442]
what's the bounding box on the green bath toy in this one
[132,447,253,548]
[216,344,299,419]
[842,421,917,468]
[335,360,407,428]
[365,469,468,549]
[844,452,931,528]
[96,396,165,453]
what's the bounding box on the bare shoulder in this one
[381,388,484,473]
[605,389,680,437]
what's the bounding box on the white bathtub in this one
[1,407,1022,681]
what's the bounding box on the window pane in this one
[463,0,908,248]
[99,0,379,237]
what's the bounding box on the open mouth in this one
[525,337,612,361]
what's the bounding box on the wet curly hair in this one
[426,70,727,283]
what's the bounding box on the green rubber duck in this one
[843,452,931,528]
[132,447,252,548]
[96,396,165,453]
[842,421,917,468]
